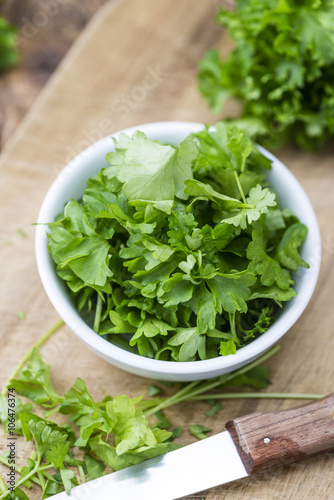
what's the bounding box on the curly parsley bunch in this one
[198,0,334,149]
[48,123,308,361]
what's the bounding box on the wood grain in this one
[226,394,334,475]
[0,0,109,148]
[0,1,333,499]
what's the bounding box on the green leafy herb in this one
[205,400,222,417]
[170,426,183,440]
[198,1,334,150]
[10,348,63,406]
[84,455,106,481]
[0,16,18,73]
[148,384,162,397]
[0,396,32,435]
[16,228,27,239]
[47,124,308,361]
[189,424,212,440]
[0,341,323,500]
[154,410,171,430]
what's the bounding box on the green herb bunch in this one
[0,15,18,72]
[0,329,322,499]
[0,348,178,499]
[0,344,290,499]
[48,123,308,361]
[198,0,334,149]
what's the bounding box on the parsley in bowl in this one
[36,122,320,380]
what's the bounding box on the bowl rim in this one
[35,121,321,377]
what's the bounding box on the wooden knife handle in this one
[225,394,334,475]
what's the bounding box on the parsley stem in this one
[0,477,6,495]
[147,345,281,414]
[93,294,103,333]
[176,345,280,405]
[78,465,86,484]
[0,455,41,487]
[190,392,324,401]
[0,464,52,499]
[229,312,237,341]
[1,319,64,396]
[44,404,63,418]
[38,470,46,490]
[145,380,200,416]
[234,171,246,204]
[0,477,5,495]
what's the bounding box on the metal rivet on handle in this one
[264,437,271,444]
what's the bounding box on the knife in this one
[51,394,334,499]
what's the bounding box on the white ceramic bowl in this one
[35,122,321,381]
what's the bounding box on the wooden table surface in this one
[0,0,108,148]
[0,1,333,499]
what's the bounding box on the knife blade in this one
[51,394,334,500]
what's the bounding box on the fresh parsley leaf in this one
[189,424,211,440]
[84,455,106,481]
[154,410,171,430]
[6,488,29,500]
[107,132,197,201]
[207,271,256,314]
[222,185,276,230]
[275,223,309,271]
[249,283,296,302]
[205,400,222,417]
[48,227,113,287]
[20,413,68,452]
[45,442,71,469]
[41,479,61,499]
[219,339,237,356]
[0,395,32,435]
[247,220,294,290]
[86,394,177,472]
[170,426,183,440]
[59,469,78,495]
[227,365,271,389]
[148,384,162,397]
[10,348,63,406]
[184,178,241,207]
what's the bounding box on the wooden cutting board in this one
[0,0,109,148]
[0,1,333,498]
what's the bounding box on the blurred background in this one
[0,0,109,149]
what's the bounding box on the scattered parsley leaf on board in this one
[189,425,212,440]
[148,384,162,397]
